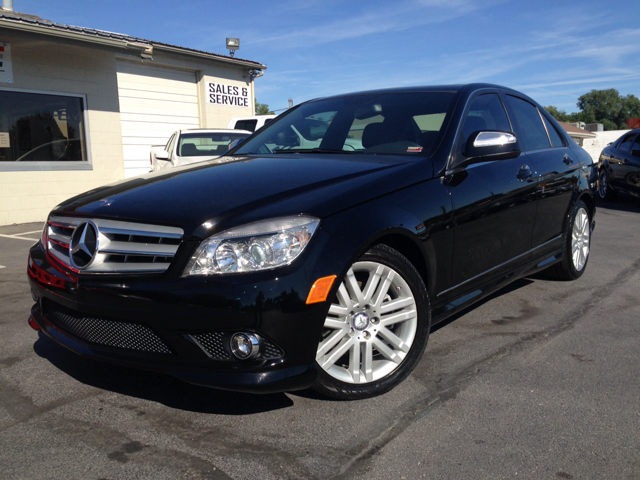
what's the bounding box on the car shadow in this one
[33,333,294,415]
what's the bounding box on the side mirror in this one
[464,131,521,161]
[155,151,169,161]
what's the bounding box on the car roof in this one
[303,83,527,103]
[179,128,252,134]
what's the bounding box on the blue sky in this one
[14,0,640,113]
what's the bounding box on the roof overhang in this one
[0,15,266,70]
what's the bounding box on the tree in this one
[577,89,640,130]
[544,105,570,122]
[255,99,274,115]
[545,89,640,130]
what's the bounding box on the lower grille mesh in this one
[190,332,284,360]
[44,301,172,354]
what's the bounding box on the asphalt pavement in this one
[1,196,639,480]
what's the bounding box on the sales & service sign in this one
[207,82,249,108]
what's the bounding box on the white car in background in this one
[150,128,251,172]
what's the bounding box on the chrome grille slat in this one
[48,231,72,244]
[98,240,178,256]
[100,227,183,239]
[47,216,183,274]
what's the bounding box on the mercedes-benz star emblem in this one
[352,312,370,331]
[69,222,98,269]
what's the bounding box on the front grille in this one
[46,216,183,274]
[189,332,284,360]
[44,300,173,354]
[190,332,232,360]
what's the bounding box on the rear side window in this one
[618,132,637,152]
[505,95,551,151]
[542,116,565,148]
[632,135,640,156]
[234,120,257,132]
[461,93,511,151]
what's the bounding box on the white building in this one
[0,8,266,225]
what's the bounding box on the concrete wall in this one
[141,49,256,128]
[582,130,627,162]
[0,31,125,225]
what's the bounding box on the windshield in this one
[178,132,249,157]
[234,91,454,157]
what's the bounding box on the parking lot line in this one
[0,265,5,269]
[0,233,39,241]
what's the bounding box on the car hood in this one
[55,154,432,238]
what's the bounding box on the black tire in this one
[546,200,591,281]
[312,244,430,400]
[598,168,615,200]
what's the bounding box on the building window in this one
[0,89,90,169]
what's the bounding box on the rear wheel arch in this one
[579,192,595,221]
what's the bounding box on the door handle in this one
[517,164,532,182]
[563,155,573,165]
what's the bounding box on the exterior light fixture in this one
[226,38,239,57]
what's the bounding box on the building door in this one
[116,60,199,177]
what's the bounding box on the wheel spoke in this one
[380,296,415,314]
[320,336,353,368]
[324,317,347,330]
[378,326,410,353]
[344,268,365,307]
[380,309,416,327]
[336,282,354,309]
[372,337,401,364]
[348,340,361,383]
[361,264,385,304]
[328,303,349,316]
[363,342,374,382]
[316,329,348,361]
[371,269,396,308]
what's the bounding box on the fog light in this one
[230,333,260,360]
[28,315,40,331]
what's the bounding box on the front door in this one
[446,92,538,298]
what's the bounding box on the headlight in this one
[184,215,320,276]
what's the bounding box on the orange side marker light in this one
[306,275,337,304]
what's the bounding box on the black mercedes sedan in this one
[27,84,597,400]
[597,127,640,200]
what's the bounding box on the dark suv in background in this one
[597,128,640,200]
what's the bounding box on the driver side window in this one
[462,94,511,153]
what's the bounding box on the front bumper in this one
[27,230,352,393]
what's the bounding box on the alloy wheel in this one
[571,207,590,271]
[316,261,418,384]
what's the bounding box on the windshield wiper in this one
[273,148,356,154]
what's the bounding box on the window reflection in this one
[0,90,87,162]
